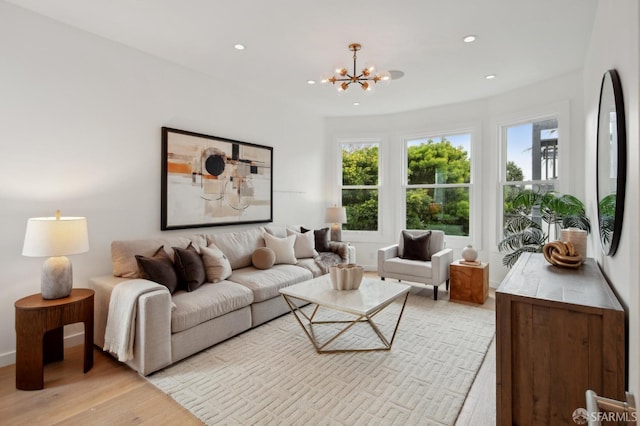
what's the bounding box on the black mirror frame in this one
[596,69,627,256]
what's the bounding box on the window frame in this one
[497,103,570,242]
[337,137,383,241]
[401,124,480,249]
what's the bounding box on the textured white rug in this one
[147,292,495,425]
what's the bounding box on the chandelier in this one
[321,43,391,92]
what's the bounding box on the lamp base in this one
[41,256,73,299]
[330,223,342,242]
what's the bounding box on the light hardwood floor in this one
[0,284,496,425]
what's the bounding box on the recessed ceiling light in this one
[233,44,246,50]
[485,74,496,80]
[463,35,477,43]
[307,80,316,85]
[353,102,360,106]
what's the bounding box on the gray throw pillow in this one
[401,231,432,261]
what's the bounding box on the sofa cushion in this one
[286,229,318,259]
[171,281,254,333]
[384,257,433,278]
[200,245,232,283]
[263,233,297,265]
[229,264,313,303]
[206,228,264,270]
[173,244,207,292]
[112,235,207,278]
[252,247,276,269]
[262,224,289,238]
[401,230,432,261]
[135,247,180,293]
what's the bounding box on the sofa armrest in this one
[377,244,399,275]
[430,248,453,284]
[327,241,349,262]
[88,275,173,375]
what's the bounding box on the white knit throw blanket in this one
[104,279,168,362]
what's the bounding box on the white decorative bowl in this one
[329,263,364,290]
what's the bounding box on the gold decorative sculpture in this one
[542,240,582,268]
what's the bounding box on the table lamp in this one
[325,205,347,242]
[22,210,89,299]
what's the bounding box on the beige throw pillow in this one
[200,245,232,283]
[286,229,318,259]
[263,232,297,265]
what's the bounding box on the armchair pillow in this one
[401,230,432,261]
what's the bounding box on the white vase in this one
[561,228,587,264]
[329,263,364,290]
[461,245,478,262]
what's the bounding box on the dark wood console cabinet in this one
[496,253,625,425]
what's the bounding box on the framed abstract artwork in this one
[161,127,273,230]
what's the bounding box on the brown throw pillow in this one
[252,247,276,270]
[301,226,330,252]
[135,246,179,293]
[401,231,432,261]
[173,243,206,292]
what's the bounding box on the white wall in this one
[583,0,640,398]
[325,70,586,287]
[0,3,326,365]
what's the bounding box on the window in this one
[341,142,379,231]
[501,117,559,235]
[405,133,471,236]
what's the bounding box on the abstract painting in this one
[161,127,273,230]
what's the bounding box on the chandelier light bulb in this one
[322,43,390,93]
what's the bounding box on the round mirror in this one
[596,69,626,256]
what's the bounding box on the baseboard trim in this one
[0,332,85,368]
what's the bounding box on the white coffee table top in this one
[280,275,410,316]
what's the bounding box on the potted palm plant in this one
[498,190,590,268]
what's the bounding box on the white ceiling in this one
[6,0,598,117]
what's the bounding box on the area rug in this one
[147,292,495,425]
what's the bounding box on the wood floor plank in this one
[0,278,496,425]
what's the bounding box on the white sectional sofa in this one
[89,225,348,375]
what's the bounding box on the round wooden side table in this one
[14,288,94,390]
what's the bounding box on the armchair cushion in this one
[401,230,432,261]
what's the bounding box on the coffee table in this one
[279,275,410,353]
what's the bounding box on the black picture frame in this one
[161,127,273,230]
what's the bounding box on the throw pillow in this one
[301,226,330,252]
[401,230,432,261]
[252,247,276,269]
[263,232,297,265]
[173,243,206,292]
[200,245,233,283]
[135,246,180,294]
[286,229,318,259]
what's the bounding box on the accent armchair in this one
[377,230,453,300]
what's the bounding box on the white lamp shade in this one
[22,216,89,257]
[325,206,347,224]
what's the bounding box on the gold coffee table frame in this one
[280,277,410,353]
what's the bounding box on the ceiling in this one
[6,0,598,117]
